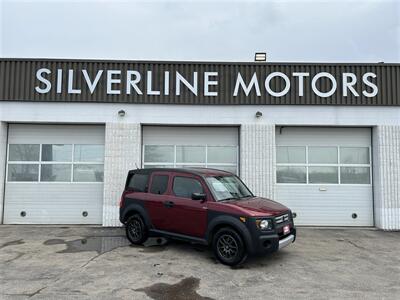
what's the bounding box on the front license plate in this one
[283,225,290,235]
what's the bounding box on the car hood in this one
[227,197,289,216]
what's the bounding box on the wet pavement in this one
[0,226,399,299]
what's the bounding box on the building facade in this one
[0,59,399,230]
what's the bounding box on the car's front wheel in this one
[126,214,148,245]
[212,227,247,266]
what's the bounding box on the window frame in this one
[276,145,372,186]
[172,175,205,199]
[149,172,170,195]
[6,143,105,184]
[127,173,150,193]
[143,144,239,175]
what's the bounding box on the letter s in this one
[362,72,378,97]
[35,68,52,93]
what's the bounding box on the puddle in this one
[44,237,168,254]
[44,237,130,254]
[135,277,214,300]
[0,239,25,250]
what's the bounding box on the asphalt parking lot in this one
[0,226,399,300]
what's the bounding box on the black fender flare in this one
[121,202,152,229]
[206,215,254,253]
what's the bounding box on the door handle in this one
[163,201,175,208]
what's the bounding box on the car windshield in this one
[206,175,253,201]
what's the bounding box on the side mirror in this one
[192,192,206,201]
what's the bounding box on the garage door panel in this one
[4,124,105,224]
[276,185,373,226]
[276,127,373,226]
[4,184,103,224]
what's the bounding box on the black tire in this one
[126,214,148,245]
[212,227,247,266]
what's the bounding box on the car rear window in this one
[150,175,169,195]
[173,176,203,198]
[127,173,149,192]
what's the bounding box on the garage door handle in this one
[163,201,175,208]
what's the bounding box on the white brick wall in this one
[373,126,400,230]
[102,123,141,226]
[0,122,7,224]
[240,124,275,199]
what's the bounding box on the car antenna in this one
[135,162,139,169]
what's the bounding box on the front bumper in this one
[279,234,295,250]
[251,227,296,255]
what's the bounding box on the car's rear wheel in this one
[212,227,247,266]
[126,214,148,245]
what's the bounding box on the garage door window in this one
[72,144,104,182]
[9,144,40,161]
[339,147,370,184]
[144,145,238,174]
[7,164,39,182]
[340,147,369,164]
[276,146,305,164]
[277,146,370,184]
[73,164,103,182]
[74,145,105,162]
[7,144,40,182]
[276,166,307,183]
[42,144,72,162]
[176,146,206,163]
[41,164,71,182]
[308,166,338,184]
[145,145,174,163]
[308,147,337,164]
[7,144,104,183]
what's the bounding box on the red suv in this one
[119,168,296,266]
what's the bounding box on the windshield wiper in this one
[220,195,253,202]
[219,197,239,202]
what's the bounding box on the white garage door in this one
[275,127,373,226]
[4,124,105,224]
[143,126,239,174]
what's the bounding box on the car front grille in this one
[275,213,290,224]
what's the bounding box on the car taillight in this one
[119,193,125,208]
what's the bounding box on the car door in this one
[164,173,209,238]
[144,171,171,230]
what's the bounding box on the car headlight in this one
[256,219,272,230]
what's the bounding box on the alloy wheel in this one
[217,234,238,260]
[128,219,142,241]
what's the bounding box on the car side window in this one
[173,176,203,199]
[150,175,169,195]
[128,173,148,192]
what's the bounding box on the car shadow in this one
[138,237,292,269]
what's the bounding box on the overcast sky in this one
[0,0,399,63]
